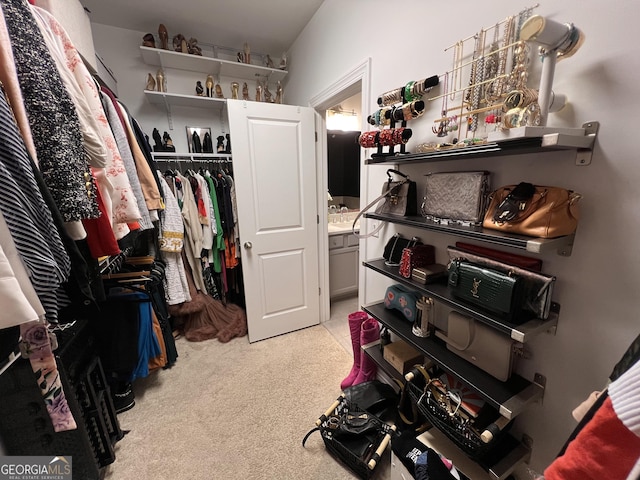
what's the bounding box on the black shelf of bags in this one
[362,302,543,420]
[363,212,574,256]
[363,259,558,343]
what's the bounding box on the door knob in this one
[244,241,252,249]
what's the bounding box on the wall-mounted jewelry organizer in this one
[359,76,439,157]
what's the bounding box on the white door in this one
[227,99,320,342]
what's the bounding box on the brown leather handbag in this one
[482,182,581,238]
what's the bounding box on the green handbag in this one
[447,260,526,323]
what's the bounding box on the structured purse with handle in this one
[447,260,526,323]
[435,311,518,382]
[421,171,490,225]
[353,169,417,238]
[483,182,581,238]
[447,245,555,320]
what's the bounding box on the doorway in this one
[308,58,372,330]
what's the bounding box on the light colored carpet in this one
[102,324,389,480]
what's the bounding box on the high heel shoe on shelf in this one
[205,75,214,98]
[156,69,165,92]
[173,34,188,54]
[158,24,169,50]
[188,38,202,56]
[142,33,155,48]
[163,132,176,152]
[145,73,156,91]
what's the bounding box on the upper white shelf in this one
[144,90,226,110]
[140,46,288,83]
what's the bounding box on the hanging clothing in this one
[158,174,190,305]
[168,251,247,343]
[20,320,77,432]
[98,90,141,238]
[31,5,107,169]
[0,85,70,323]
[0,211,44,328]
[178,172,206,292]
[204,173,224,273]
[102,89,162,213]
[0,8,37,164]
[0,0,99,224]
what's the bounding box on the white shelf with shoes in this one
[140,46,287,83]
[144,89,226,110]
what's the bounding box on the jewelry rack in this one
[425,4,540,145]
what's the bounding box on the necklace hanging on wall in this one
[433,73,449,137]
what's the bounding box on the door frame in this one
[308,58,372,322]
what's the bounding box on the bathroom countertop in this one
[328,223,359,235]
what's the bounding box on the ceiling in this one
[79,0,324,57]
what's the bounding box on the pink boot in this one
[352,318,381,385]
[340,311,369,390]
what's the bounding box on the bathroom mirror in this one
[327,130,361,210]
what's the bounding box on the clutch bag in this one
[383,284,421,322]
[447,246,555,320]
[447,260,525,322]
[421,171,490,225]
[435,311,518,382]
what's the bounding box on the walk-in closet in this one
[0,1,639,479]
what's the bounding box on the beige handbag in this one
[435,311,518,382]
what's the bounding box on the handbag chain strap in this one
[352,170,410,238]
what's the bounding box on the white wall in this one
[285,0,640,473]
[88,1,640,473]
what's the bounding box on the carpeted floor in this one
[102,322,389,479]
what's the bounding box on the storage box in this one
[383,340,424,375]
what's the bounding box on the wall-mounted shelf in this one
[365,121,599,166]
[140,46,288,83]
[144,90,227,110]
[363,302,544,420]
[364,212,575,256]
[363,259,558,343]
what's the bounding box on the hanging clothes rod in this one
[154,157,231,163]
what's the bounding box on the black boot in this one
[203,132,213,153]
[192,131,202,153]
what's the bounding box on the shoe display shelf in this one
[141,45,287,128]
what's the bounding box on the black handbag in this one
[353,169,417,238]
[447,260,526,323]
[302,395,396,479]
[383,234,421,266]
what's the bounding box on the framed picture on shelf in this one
[186,126,212,153]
